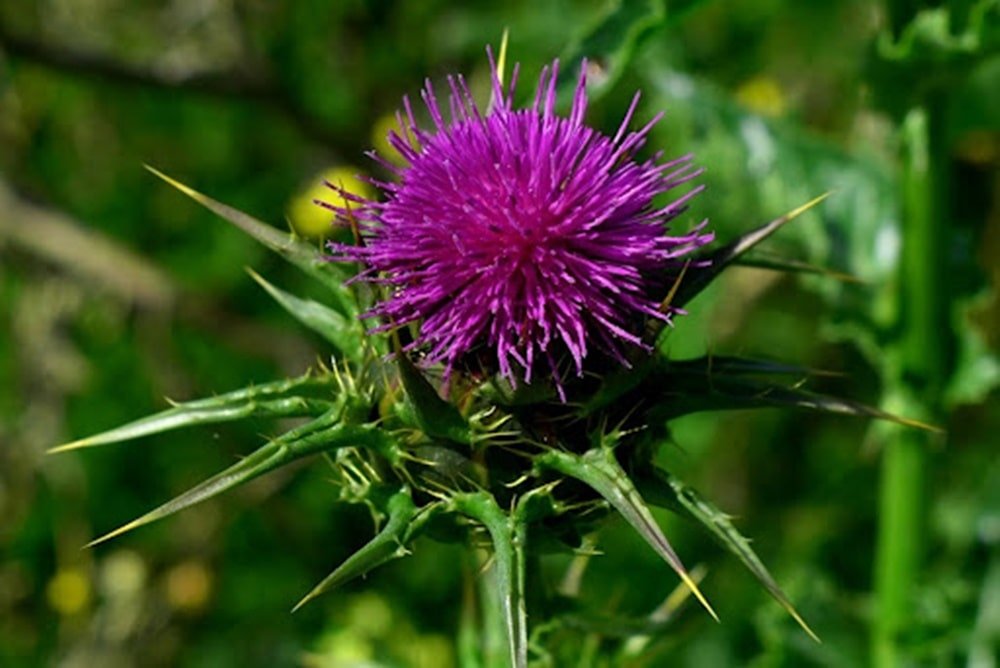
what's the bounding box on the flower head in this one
[328,51,712,392]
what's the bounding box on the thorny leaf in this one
[248,269,365,362]
[734,251,863,283]
[396,352,472,446]
[534,447,718,621]
[144,166,357,315]
[635,464,820,642]
[50,371,337,453]
[649,359,940,431]
[88,410,396,546]
[293,489,418,611]
[669,192,831,312]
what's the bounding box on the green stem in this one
[872,97,948,666]
[455,493,528,668]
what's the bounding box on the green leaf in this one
[581,354,838,420]
[293,489,417,611]
[452,492,528,668]
[665,355,839,379]
[396,352,472,446]
[635,465,819,642]
[50,371,337,453]
[734,251,863,284]
[876,1,999,75]
[649,360,940,431]
[557,0,712,102]
[144,166,356,314]
[88,410,396,546]
[557,0,666,99]
[670,193,831,312]
[248,269,365,363]
[410,445,486,491]
[945,291,1000,407]
[534,447,718,621]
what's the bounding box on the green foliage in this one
[56,170,928,663]
[294,488,418,612]
[397,352,472,447]
[50,371,337,453]
[2,1,995,666]
[636,463,818,642]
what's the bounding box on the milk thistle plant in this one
[56,45,927,666]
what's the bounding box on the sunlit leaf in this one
[144,166,356,314]
[397,352,472,446]
[671,193,831,311]
[88,410,395,546]
[248,269,365,363]
[293,489,417,611]
[635,465,819,642]
[535,447,718,621]
[51,372,337,453]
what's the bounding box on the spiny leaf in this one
[248,269,365,362]
[453,492,528,668]
[293,489,417,611]
[672,193,831,310]
[535,447,718,621]
[637,465,820,642]
[666,355,840,379]
[144,165,355,313]
[51,372,337,453]
[396,352,472,446]
[88,411,394,546]
[649,366,941,431]
[735,252,863,283]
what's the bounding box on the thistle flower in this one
[329,52,713,392]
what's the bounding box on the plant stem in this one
[872,96,948,666]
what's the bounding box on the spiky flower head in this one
[330,52,713,392]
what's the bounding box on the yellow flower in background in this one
[735,75,788,117]
[46,568,91,616]
[100,549,147,600]
[371,113,410,166]
[165,559,212,613]
[288,167,373,239]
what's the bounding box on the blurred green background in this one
[1,0,996,666]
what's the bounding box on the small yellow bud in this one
[735,75,788,117]
[164,559,212,613]
[371,113,411,166]
[100,549,147,600]
[287,167,373,239]
[46,568,91,616]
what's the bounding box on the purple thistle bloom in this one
[327,52,713,393]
